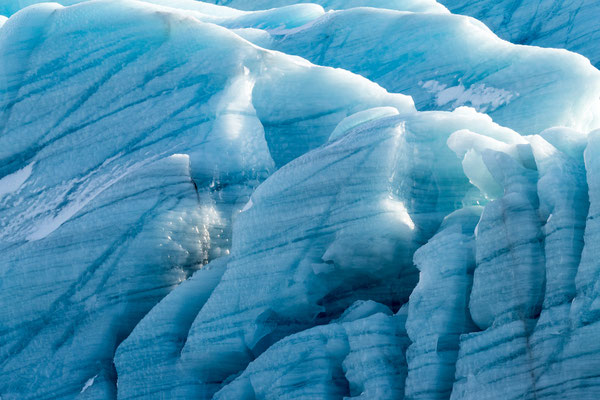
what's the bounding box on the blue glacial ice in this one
[1,0,600,399]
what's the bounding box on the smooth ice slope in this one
[268,8,600,134]
[439,0,600,69]
[206,0,448,13]
[0,0,326,32]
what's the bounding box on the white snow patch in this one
[0,162,34,199]
[26,159,142,242]
[80,374,98,394]
[420,80,517,113]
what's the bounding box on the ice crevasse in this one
[0,0,600,399]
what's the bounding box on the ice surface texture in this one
[1,0,600,399]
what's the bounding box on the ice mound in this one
[2,0,600,399]
[439,0,600,69]
[267,8,600,134]
[0,0,448,16]
[1,0,326,31]
[7,2,599,136]
[205,0,448,13]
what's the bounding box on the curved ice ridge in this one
[0,0,599,399]
[439,0,600,69]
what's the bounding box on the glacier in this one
[1,0,600,399]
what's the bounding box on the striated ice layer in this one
[442,125,600,400]
[405,207,480,399]
[114,258,227,398]
[439,0,600,69]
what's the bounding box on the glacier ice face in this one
[167,111,423,398]
[113,106,537,398]
[2,0,600,399]
[1,154,206,399]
